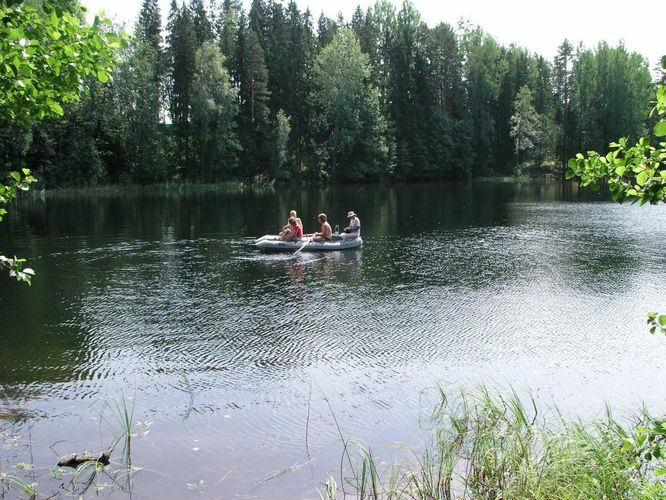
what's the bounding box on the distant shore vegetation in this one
[0,0,659,187]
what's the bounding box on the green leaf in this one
[654,121,666,137]
[49,102,64,115]
[615,166,626,177]
[656,467,666,477]
[9,171,20,182]
[636,171,648,186]
[658,315,666,328]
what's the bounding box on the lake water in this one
[1,181,665,498]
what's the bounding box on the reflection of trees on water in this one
[0,181,637,400]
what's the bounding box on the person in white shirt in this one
[342,210,360,240]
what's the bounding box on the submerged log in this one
[57,451,110,468]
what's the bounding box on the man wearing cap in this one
[342,211,361,240]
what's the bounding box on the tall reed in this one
[334,387,657,499]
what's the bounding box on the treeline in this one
[0,0,657,186]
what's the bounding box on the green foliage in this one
[510,85,540,167]
[648,313,666,335]
[568,63,665,332]
[191,41,241,180]
[311,28,389,181]
[567,136,666,204]
[272,109,291,180]
[0,167,35,218]
[331,388,664,499]
[0,1,124,283]
[0,0,658,185]
[236,14,272,176]
[0,1,124,124]
[0,168,36,283]
[567,57,665,203]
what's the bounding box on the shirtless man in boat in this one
[310,213,332,242]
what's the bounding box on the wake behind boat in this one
[254,235,363,252]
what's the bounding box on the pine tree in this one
[554,39,574,174]
[317,13,336,49]
[219,0,242,69]
[137,0,162,52]
[190,0,214,46]
[169,5,198,175]
[236,14,272,177]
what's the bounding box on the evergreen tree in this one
[460,25,504,174]
[137,0,163,52]
[554,39,575,174]
[249,0,271,50]
[389,1,422,178]
[367,0,396,112]
[267,0,289,113]
[317,13,337,49]
[114,40,168,183]
[570,47,598,154]
[533,55,554,115]
[426,22,464,117]
[219,0,242,70]
[168,5,198,176]
[494,47,537,174]
[284,2,316,174]
[236,14,272,177]
[423,22,466,177]
[190,0,214,46]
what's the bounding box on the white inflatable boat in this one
[254,235,363,252]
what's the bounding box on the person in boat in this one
[342,210,361,240]
[282,217,303,241]
[281,210,303,234]
[311,213,332,242]
[290,210,303,231]
[256,210,304,243]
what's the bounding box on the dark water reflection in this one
[1,181,665,497]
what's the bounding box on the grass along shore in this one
[323,387,666,499]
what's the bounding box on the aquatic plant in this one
[328,387,665,499]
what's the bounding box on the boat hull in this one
[254,235,363,252]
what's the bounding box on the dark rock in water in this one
[57,451,110,468]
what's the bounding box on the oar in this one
[294,235,313,255]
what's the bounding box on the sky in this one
[81,0,663,71]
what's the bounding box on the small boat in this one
[253,235,363,252]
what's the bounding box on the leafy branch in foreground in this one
[0,0,125,283]
[648,313,666,335]
[566,57,666,205]
[567,58,666,330]
[0,168,36,283]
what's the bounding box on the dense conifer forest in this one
[0,0,658,186]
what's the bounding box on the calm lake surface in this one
[1,181,665,498]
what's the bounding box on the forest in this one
[0,0,660,186]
